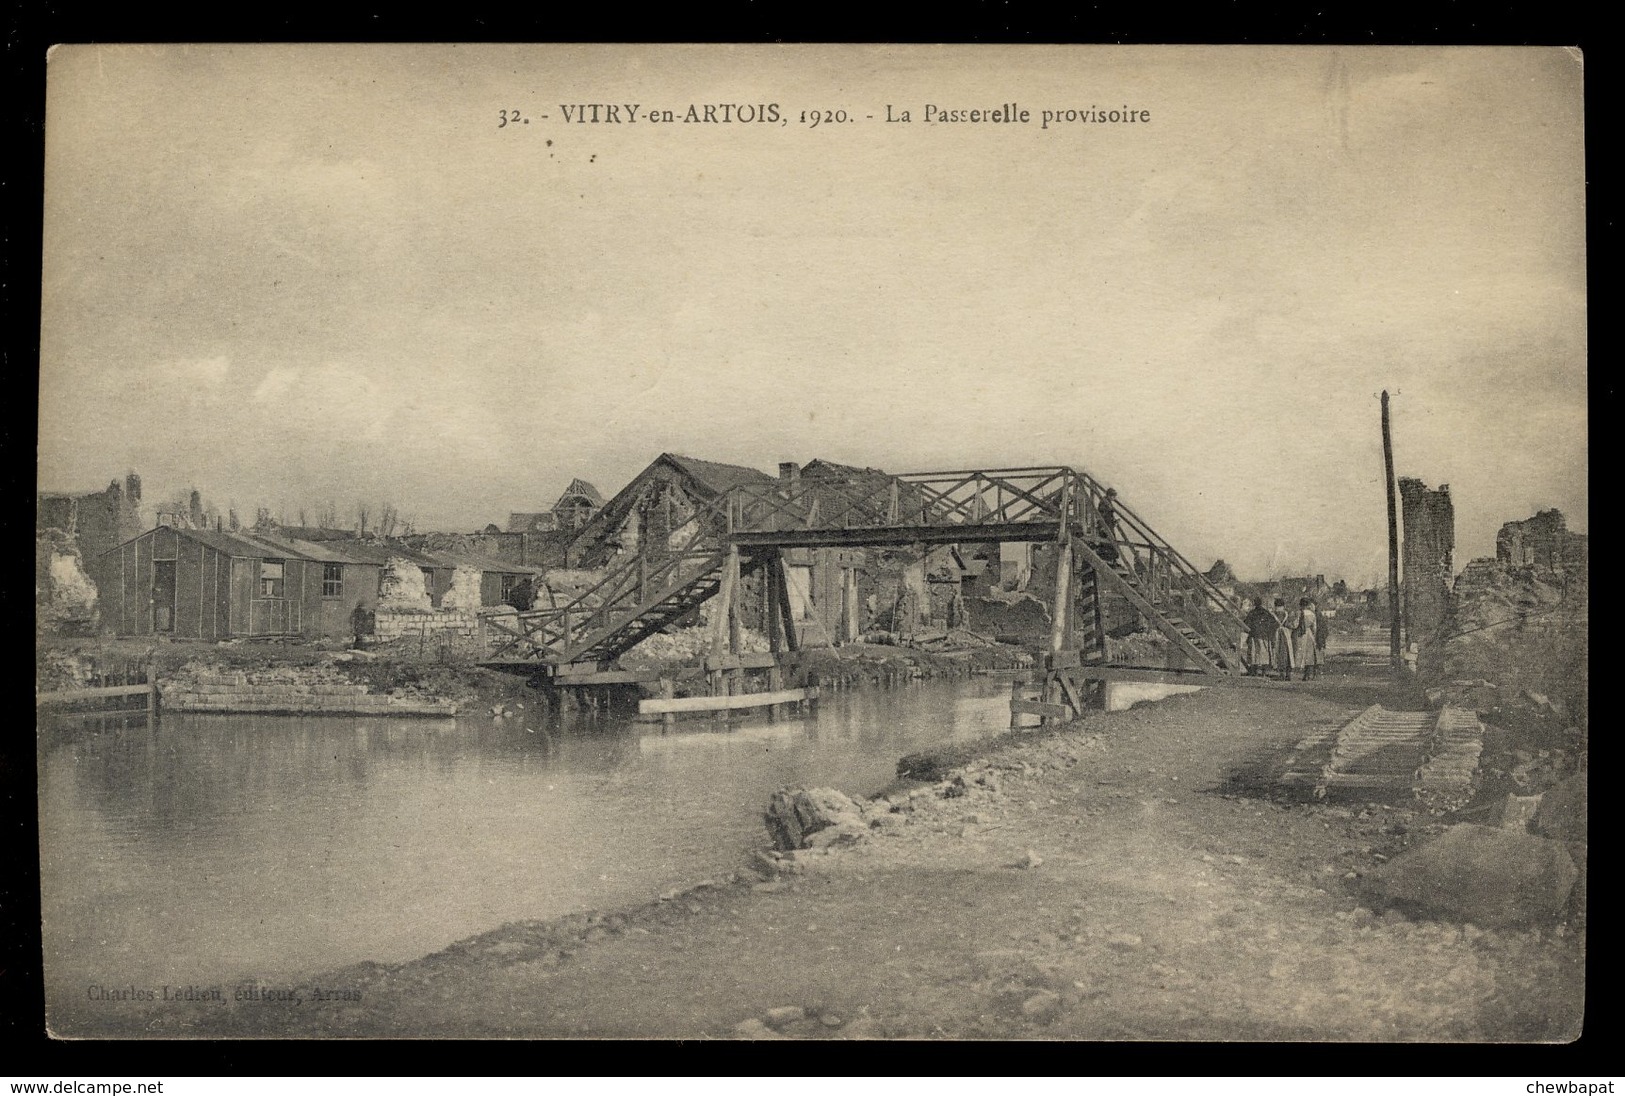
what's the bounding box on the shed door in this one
[152,560,177,633]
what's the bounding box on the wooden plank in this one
[37,683,154,706]
[731,522,1064,550]
[1056,671,1088,715]
[553,668,661,685]
[1011,698,1071,719]
[639,686,818,715]
[1072,665,1362,691]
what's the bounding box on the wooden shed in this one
[97,526,330,639]
[251,533,384,639]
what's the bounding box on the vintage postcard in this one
[36,44,1585,1040]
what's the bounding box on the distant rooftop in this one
[662,453,778,495]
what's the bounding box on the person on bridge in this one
[1096,488,1122,565]
[1242,597,1279,676]
[1292,597,1321,681]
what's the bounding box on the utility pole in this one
[1381,390,1402,675]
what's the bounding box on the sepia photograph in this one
[34,43,1586,1041]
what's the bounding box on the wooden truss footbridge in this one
[485,464,1252,723]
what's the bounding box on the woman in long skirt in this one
[1242,598,1278,676]
[1271,598,1296,680]
[1292,597,1320,681]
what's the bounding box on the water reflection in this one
[40,677,1011,1026]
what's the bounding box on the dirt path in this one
[134,684,1583,1041]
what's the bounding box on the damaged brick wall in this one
[1496,509,1587,575]
[1399,477,1455,653]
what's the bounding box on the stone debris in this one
[1489,793,1544,832]
[1359,823,1578,926]
[763,1005,805,1027]
[1021,990,1062,1021]
[1532,773,1587,843]
[732,1017,789,1040]
[764,787,875,851]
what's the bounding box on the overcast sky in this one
[38,45,1586,584]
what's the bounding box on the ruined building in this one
[37,473,144,563]
[1399,478,1454,651]
[36,473,145,633]
[1496,509,1587,575]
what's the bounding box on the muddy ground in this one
[109,678,1583,1042]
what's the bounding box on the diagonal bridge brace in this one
[1069,538,1237,676]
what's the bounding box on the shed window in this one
[322,563,344,598]
[420,567,436,591]
[259,559,285,599]
[500,573,522,600]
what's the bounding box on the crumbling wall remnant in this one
[440,565,483,611]
[36,531,99,630]
[1496,509,1587,576]
[377,556,433,610]
[1399,478,1454,654]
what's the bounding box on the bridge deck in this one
[730,521,1066,550]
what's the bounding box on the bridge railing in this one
[1071,469,1246,658]
[896,467,1076,528]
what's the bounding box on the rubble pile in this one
[1106,630,1172,666]
[624,624,771,663]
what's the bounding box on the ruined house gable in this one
[568,453,777,569]
[1496,509,1586,573]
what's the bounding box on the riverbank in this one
[36,635,1030,720]
[85,680,1583,1041]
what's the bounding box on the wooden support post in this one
[659,676,675,732]
[843,567,861,644]
[1382,389,1403,677]
[726,547,744,697]
[1010,679,1025,728]
[760,553,774,637]
[709,544,739,696]
[147,680,160,725]
[767,662,783,720]
[1045,539,1074,724]
[775,553,800,653]
[1090,567,1107,664]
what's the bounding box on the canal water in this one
[39,676,1014,1025]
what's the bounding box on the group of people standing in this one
[1241,595,1325,680]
